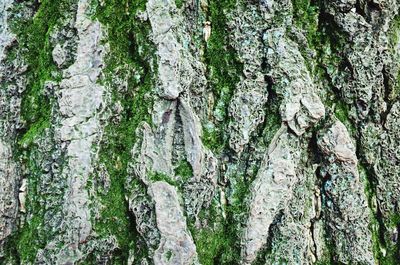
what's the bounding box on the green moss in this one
[378,213,400,264]
[166,249,173,261]
[388,15,400,101]
[11,145,50,263]
[147,161,193,190]
[18,119,50,148]
[149,172,177,186]
[333,101,357,136]
[92,0,156,262]
[4,0,74,262]
[11,0,71,140]
[333,101,349,123]
[291,0,319,48]
[188,166,255,265]
[202,124,225,153]
[1,176,46,263]
[315,257,334,265]
[380,244,400,265]
[358,163,382,264]
[193,223,236,265]
[202,0,242,152]
[175,0,184,9]
[17,215,45,262]
[189,200,240,265]
[174,160,193,182]
[359,162,400,264]
[393,70,400,101]
[193,0,264,244]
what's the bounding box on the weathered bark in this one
[1,0,400,264]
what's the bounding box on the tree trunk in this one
[1,0,400,264]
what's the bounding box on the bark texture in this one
[1,0,400,264]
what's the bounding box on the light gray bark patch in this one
[126,0,219,255]
[239,2,325,262]
[227,4,268,154]
[147,0,196,100]
[128,97,217,249]
[265,157,321,264]
[0,0,14,61]
[241,127,302,264]
[318,120,374,264]
[179,98,206,179]
[149,181,197,265]
[0,142,18,256]
[130,100,177,184]
[0,0,24,257]
[126,126,161,251]
[263,28,325,136]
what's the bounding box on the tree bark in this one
[1,0,400,264]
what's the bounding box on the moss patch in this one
[291,0,319,49]
[388,14,400,101]
[4,0,74,262]
[91,0,156,263]
[175,0,184,9]
[11,0,71,140]
[189,199,242,265]
[202,0,243,153]
[174,160,194,182]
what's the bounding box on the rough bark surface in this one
[1,0,400,264]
